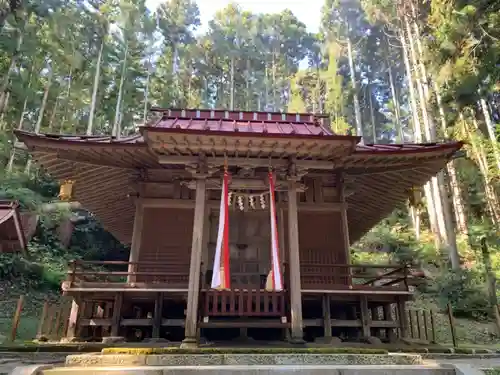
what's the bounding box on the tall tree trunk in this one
[171,44,178,107]
[448,161,468,234]
[7,64,34,173]
[230,55,235,110]
[346,34,363,141]
[399,28,421,141]
[143,62,151,124]
[264,63,269,110]
[60,65,73,134]
[405,15,433,141]
[407,14,459,267]
[400,26,432,240]
[87,38,105,136]
[245,60,250,111]
[26,69,52,173]
[480,97,500,171]
[410,206,421,241]
[272,52,277,111]
[466,111,500,226]
[387,58,403,142]
[434,81,469,235]
[0,91,9,124]
[113,42,128,138]
[368,85,376,143]
[48,96,59,132]
[0,31,23,113]
[34,71,52,134]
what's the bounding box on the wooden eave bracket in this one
[144,130,354,163]
[156,154,336,171]
[180,177,307,192]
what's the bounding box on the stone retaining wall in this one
[0,353,67,375]
[65,353,423,367]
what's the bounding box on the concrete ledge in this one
[9,365,54,375]
[65,353,423,367]
[423,353,500,360]
[43,364,456,375]
[453,364,487,375]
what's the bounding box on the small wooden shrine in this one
[0,200,27,255]
[15,108,463,345]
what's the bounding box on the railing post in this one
[37,300,49,339]
[10,295,24,342]
[403,264,409,291]
[430,309,437,344]
[447,303,457,347]
[68,260,77,287]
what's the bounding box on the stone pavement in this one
[425,357,500,371]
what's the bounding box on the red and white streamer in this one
[267,171,284,291]
[211,170,231,290]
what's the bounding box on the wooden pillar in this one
[181,177,207,348]
[153,292,163,339]
[383,304,397,342]
[322,294,332,338]
[287,179,304,343]
[278,207,286,264]
[127,198,144,283]
[201,208,211,279]
[65,299,80,340]
[110,293,123,337]
[337,171,351,286]
[360,295,371,338]
[338,172,350,265]
[397,297,408,339]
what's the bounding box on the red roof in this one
[15,107,464,157]
[355,142,464,155]
[148,108,334,137]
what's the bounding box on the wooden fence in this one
[36,298,72,341]
[5,295,500,345]
[8,295,72,342]
[405,307,437,344]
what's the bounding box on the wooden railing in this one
[202,289,286,317]
[300,263,411,291]
[65,260,189,288]
[65,260,414,294]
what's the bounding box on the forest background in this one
[0,0,499,344]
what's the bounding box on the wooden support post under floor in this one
[383,303,397,342]
[64,298,81,341]
[397,296,408,339]
[153,292,163,339]
[322,294,332,338]
[360,295,371,338]
[110,293,123,338]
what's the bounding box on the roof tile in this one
[153,117,332,136]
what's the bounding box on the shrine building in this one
[15,108,463,345]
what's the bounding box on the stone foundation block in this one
[101,336,126,344]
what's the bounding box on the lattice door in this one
[207,210,271,289]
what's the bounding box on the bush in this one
[425,268,490,320]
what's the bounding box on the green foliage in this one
[425,268,490,320]
[0,164,128,294]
